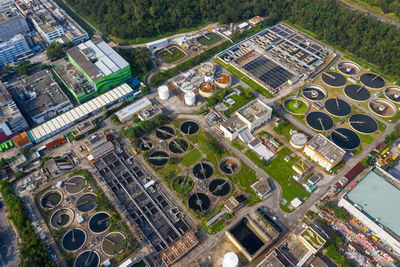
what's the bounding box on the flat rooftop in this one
[346,168,400,237]
[237,99,271,123]
[0,7,23,25]
[306,134,345,163]
[220,115,246,134]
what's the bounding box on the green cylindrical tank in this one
[8,140,13,147]
[4,144,8,150]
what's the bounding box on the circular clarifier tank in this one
[209,179,231,197]
[344,84,370,102]
[349,114,378,134]
[368,98,396,117]
[180,121,199,135]
[148,151,169,166]
[193,162,214,179]
[168,138,189,154]
[50,208,74,229]
[283,97,309,115]
[88,212,111,234]
[384,86,400,103]
[219,157,240,175]
[62,228,87,252]
[74,250,100,267]
[65,176,86,194]
[137,138,153,151]
[155,126,175,139]
[337,61,362,76]
[360,73,385,89]
[302,84,327,101]
[324,98,352,117]
[40,190,63,210]
[188,193,211,212]
[330,128,361,150]
[76,193,97,213]
[102,232,126,256]
[321,71,346,87]
[173,176,194,194]
[306,112,334,131]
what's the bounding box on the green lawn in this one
[224,94,254,117]
[273,120,296,140]
[197,33,221,46]
[158,47,186,63]
[284,99,308,114]
[181,149,202,167]
[232,141,244,151]
[156,164,182,182]
[359,133,374,144]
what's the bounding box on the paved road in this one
[0,206,19,267]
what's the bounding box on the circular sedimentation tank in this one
[209,179,231,197]
[156,126,175,139]
[321,71,346,87]
[74,250,100,267]
[173,176,194,194]
[193,162,214,179]
[148,151,169,166]
[88,212,111,234]
[215,74,232,88]
[368,99,396,117]
[283,97,309,115]
[102,232,126,256]
[344,84,370,102]
[65,176,86,194]
[360,73,385,89]
[188,193,211,211]
[219,158,240,175]
[62,228,87,252]
[330,128,361,150]
[137,138,153,151]
[349,114,378,134]
[337,61,362,76]
[199,82,216,98]
[180,121,199,135]
[168,138,189,154]
[306,112,334,131]
[50,208,74,229]
[76,193,97,213]
[40,190,63,210]
[384,86,400,103]
[302,84,327,101]
[324,98,352,117]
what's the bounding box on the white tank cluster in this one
[185,91,196,106]
[158,85,169,100]
[223,252,239,267]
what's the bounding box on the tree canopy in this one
[46,42,64,59]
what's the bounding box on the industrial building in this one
[27,83,133,143]
[0,0,14,12]
[65,38,131,102]
[0,82,28,142]
[12,70,73,125]
[0,33,32,65]
[303,134,345,171]
[115,97,153,122]
[30,10,64,43]
[339,167,400,255]
[0,7,29,42]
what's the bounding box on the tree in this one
[110,114,121,125]
[46,42,64,59]
[14,60,31,77]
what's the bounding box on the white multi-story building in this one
[31,11,64,43]
[0,7,30,42]
[0,33,32,65]
[0,0,14,12]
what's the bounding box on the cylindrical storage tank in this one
[158,85,169,100]
[185,91,196,106]
[215,74,232,88]
[199,82,216,98]
[204,72,214,82]
[290,132,308,149]
[223,252,239,267]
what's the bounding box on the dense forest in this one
[360,0,400,18]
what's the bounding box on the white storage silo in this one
[158,85,169,100]
[223,252,239,267]
[184,91,196,106]
[204,71,214,82]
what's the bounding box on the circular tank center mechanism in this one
[344,84,370,102]
[188,193,211,211]
[384,87,400,103]
[219,158,240,175]
[324,98,351,117]
[368,99,396,117]
[155,126,175,139]
[193,162,214,179]
[321,71,346,87]
[62,228,87,251]
[102,232,126,256]
[168,138,189,154]
[50,208,74,229]
[349,114,378,134]
[330,128,361,150]
[65,176,86,194]
[360,73,385,89]
[306,112,334,131]
[40,190,62,209]
[283,97,309,115]
[74,250,100,267]
[302,85,327,101]
[137,138,153,151]
[180,121,199,135]
[337,61,362,76]
[209,179,231,197]
[76,193,97,213]
[89,212,111,234]
[173,176,194,194]
[148,151,169,166]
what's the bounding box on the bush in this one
[110,114,121,125]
